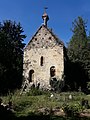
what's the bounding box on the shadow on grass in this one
[0,112,90,120]
[16,115,90,120]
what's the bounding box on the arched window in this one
[50,66,56,77]
[29,69,34,82]
[40,56,44,66]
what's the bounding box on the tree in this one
[68,16,87,62]
[0,20,26,94]
[67,16,89,91]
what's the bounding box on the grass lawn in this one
[1,89,90,119]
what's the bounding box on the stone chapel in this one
[23,11,65,90]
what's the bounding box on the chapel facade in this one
[23,11,65,90]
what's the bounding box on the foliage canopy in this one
[0,20,26,94]
[67,16,90,91]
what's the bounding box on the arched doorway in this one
[50,66,56,77]
[29,69,34,82]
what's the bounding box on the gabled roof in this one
[25,25,64,49]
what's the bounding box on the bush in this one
[81,98,89,109]
[87,82,90,91]
[50,77,64,92]
[63,103,82,117]
[15,100,32,111]
[26,88,50,96]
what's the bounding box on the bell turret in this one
[42,7,49,27]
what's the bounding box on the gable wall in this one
[23,26,64,89]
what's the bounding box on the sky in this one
[0,0,90,46]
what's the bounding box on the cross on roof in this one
[44,7,48,13]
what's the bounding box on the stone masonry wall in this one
[23,25,64,89]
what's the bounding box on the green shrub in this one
[50,77,64,92]
[87,82,90,91]
[81,98,89,109]
[26,88,50,96]
[63,103,82,117]
[15,100,32,111]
